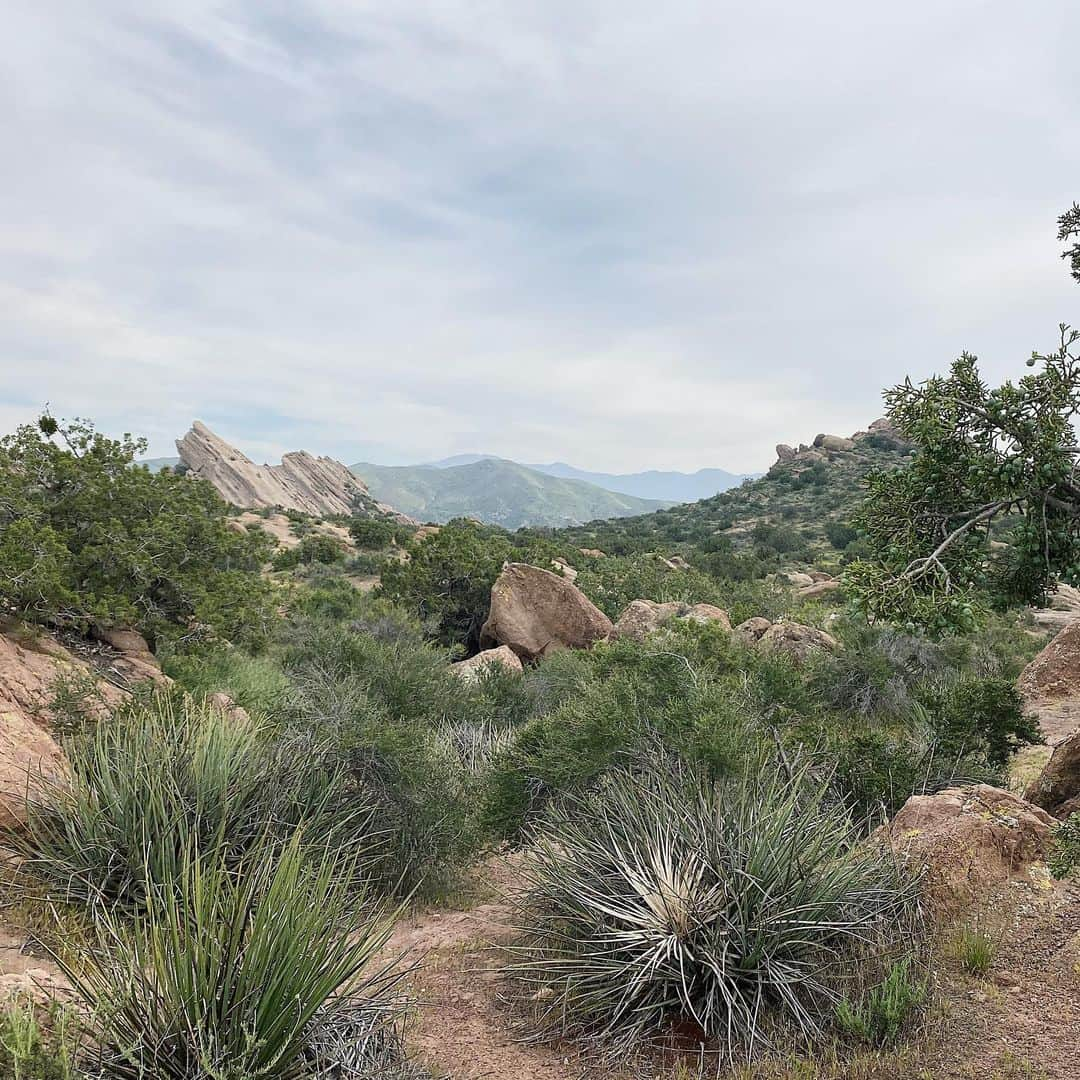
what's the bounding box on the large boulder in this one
[612,600,731,643]
[884,784,1055,910]
[813,434,856,453]
[797,579,842,599]
[451,646,524,682]
[1026,730,1080,819]
[1018,622,1080,700]
[479,563,613,661]
[734,617,772,644]
[1030,584,1080,631]
[784,572,814,588]
[94,626,169,687]
[759,621,839,661]
[775,444,796,463]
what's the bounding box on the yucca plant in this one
[507,759,922,1060]
[66,833,410,1080]
[16,692,370,912]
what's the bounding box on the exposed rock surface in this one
[1031,585,1080,631]
[551,559,578,582]
[93,627,169,686]
[775,443,796,462]
[612,600,731,643]
[0,629,129,830]
[797,579,842,599]
[1019,622,1080,700]
[738,620,839,660]
[479,563,612,661]
[177,421,411,521]
[733,616,772,644]
[207,691,252,725]
[451,646,524,682]
[1026,730,1080,819]
[785,572,814,587]
[813,434,856,452]
[884,784,1055,909]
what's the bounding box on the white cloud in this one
[1,1,1077,473]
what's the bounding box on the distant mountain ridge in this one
[350,457,668,530]
[425,454,756,502]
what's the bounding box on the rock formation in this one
[1026,729,1080,819]
[479,563,613,661]
[612,599,731,643]
[1019,621,1080,700]
[177,421,410,520]
[451,646,524,681]
[884,784,1055,910]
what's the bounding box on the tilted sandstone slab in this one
[177,421,390,518]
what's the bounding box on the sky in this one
[2,1,1078,474]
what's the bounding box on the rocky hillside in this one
[550,418,913,561]
[351,457,668,530]
[176,422,411,521]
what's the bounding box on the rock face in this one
[451,646,524,682]
[1018,622,1080,700]
[1030,584,1080,631]
[479,563,613,661]
[775,444,796,463]
[813,434,856,452]
[177,421,407,519]
[0,629,128,830]
[1026,730,1080,819]
[612,600,731,643]
[797,579,842,599]
[94,627,169,686]
[884,784,1055,909]
[734,617,772,644]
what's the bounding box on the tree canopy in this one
[0,416,276,649]
[849,208,1080,632]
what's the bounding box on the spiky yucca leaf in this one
[508,761,921,1060]
[65,833,407,1080]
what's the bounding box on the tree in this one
[0,416,277,649]
[849,210,1080,632]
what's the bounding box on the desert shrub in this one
[573,553,729,619]
[273,533,348,571]
[825,520,859,549]
[835,956,927,1047]
[0,416,276,650]
[1049,813,1080,879]
[348,517,399,549]
[751,521,809,557]
[951,921,997,975]
[345,551,385,574]
[508,760,921,1059]
[0,994,81,1079]
[16,693,362,912]
[162,647,289,715]
[67,834,412,1080]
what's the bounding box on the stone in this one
[734,617,772,644]
[451,646,525,682]
[612,600,731,643]
[1018,622,1080,700]
[479,563,613,661]
[797,579,842,599]
[775,444,796,462]
[578,548,605,559]
[551,559,578,582]
[758,621,838,660]
[813,434,856,452]
[883,784,1055,911]
[784,572,814,587]
[207,691,252,725]
[1025,729,1080,818]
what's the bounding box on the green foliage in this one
[66,833,409,1080]
[1049,812,1080,879]
[851,216,1080,631]
[835,957,927,1048]
[1061,202,1080,284]
[348,517,402,549]
[0,417,276,649]
[573,552,728,619]
[16,693,364,912]
[162,646,289,715]
[0,995,80,1080]
[825,520,859,550]
[508,760,922,1059]
[951,922,997,976]
[272,532,347,571]
[378,519,563,650]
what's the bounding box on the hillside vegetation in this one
[351,456,668,529]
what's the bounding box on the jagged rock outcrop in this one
[775,443,796,462]
[1026,730,1080,819]
[884,784,1055,909]
[813,434,856,452]
[451,646,524,682]
[479,563,612,661]
[734,616,773,644]
[612,600,731,643]
[177,421,411,521]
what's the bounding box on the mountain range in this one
[426,454,755,502]
[350,457,668,530]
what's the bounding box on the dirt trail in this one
[383,883,603,1080]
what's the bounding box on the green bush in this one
[508,760,921,1058]
[1049,813,1080,879]
[16,693,363,912]
[573,553,729,620]
[162,647,289,715]
[836,956,927,1047]
[0,995,81,1079]
[0,416,276,650]
[273,533,348,571]
[67,834,411,1080]
[348,517,399,550]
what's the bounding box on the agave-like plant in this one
[507,760,922,1060]
[15,692,370,911]
[65,833,409,1080]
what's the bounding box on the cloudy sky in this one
[2,2,1078,473]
